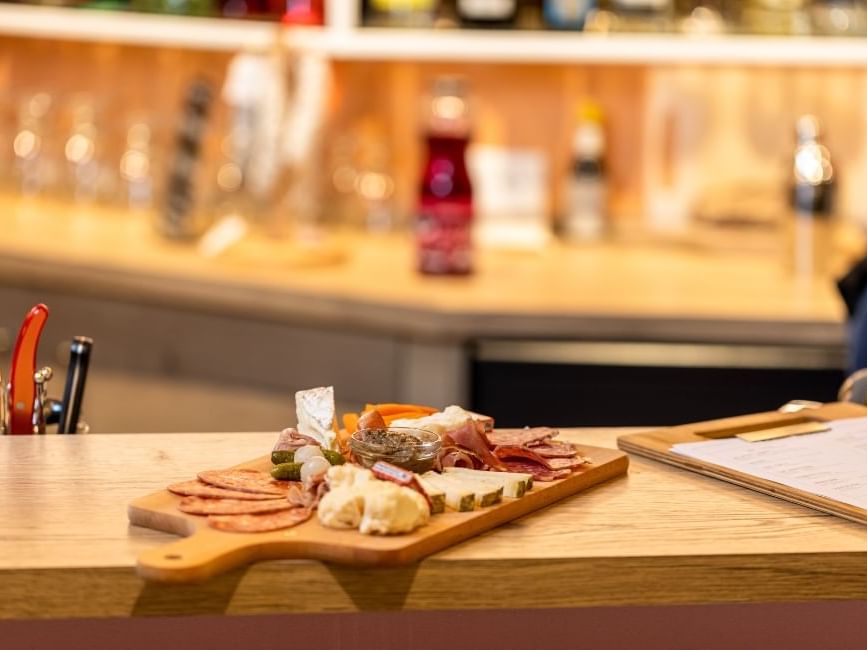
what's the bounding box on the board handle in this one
[137,528,262,583]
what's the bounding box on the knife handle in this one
[57,336,92,435]
[8,304,49,435]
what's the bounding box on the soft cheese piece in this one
[359,482,430,535]
[295,386,337,450]
[320,464,429,535]
[391,405,477,435]
[318,486,365,529]
[326,464,375,490]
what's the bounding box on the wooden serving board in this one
[129,442,628,583]
[617,402,867,526]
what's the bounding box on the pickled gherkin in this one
[322,449,345,465]
[271,450,295,465]
[271,462,303,481]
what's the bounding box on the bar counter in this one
[0,198,847,346]
[6,428,867,621]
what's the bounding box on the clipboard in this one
[617,401,867,526]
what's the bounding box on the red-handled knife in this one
[8,304,49,435]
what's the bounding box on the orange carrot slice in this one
[363,403,438,417]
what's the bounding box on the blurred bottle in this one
[417,76,474,276]
[159,79,214,240]
[12,92,57,198]
[740,0,809,34]
[130,0,214,15]
[788,115,835,277]
[608,0,673,30]
[365,0,438,26]
[810,0,867,35]
[544,0,595,29]
[456,0,517,26]
[561,102,608,242]
[119,115,157,211]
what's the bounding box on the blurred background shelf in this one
[6,3,867,66]
[286,28,867,67]
[0,3,278,50]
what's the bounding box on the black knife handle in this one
[57,336,93,435]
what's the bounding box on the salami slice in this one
[485,427,556,448]
[208,506,314,533]
[528,442,579,458]
[178,496,294,516]
[197,469,290,496]
[501,459,572,482]
[493,445,555,469]
[545,456,588,470]
[167,480,283,501]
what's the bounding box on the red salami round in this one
[501,459,572,482]
[168,480,283,501]
[197,469,291,496]
[208,506,314,533]
[178,497,294,516]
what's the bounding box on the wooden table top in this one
[5,428,867,620]
[0,196,848,345]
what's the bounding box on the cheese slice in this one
[443,467,527,498]
[432,473,502,507]
[295,386,337,450]
[419,474,475,512]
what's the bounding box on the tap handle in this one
[57,337,92,435]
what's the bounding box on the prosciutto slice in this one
[446,420,508,470]
[486,427,557,448]
[273,427,320,452]
[439,447,482,469]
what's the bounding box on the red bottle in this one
[417,77,474,275]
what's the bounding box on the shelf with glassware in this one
[5,0,867,64]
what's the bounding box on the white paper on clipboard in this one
[672,416,867,511]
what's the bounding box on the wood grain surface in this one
[0,196,846,345]
[7,428,867,619]
[129,445,627,582]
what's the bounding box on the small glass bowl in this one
[349,427,442,474]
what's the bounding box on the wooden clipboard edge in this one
[617,402,867,527]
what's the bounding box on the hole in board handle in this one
[165,554,182,560]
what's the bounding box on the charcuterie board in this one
[128,441,628,583]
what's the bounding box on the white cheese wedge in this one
[295,386,337,450]
[443,467,528,498]
[447,466,534,492]
[431,473,502,507]
[419,473,475,512]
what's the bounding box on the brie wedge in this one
[295,386,337,450]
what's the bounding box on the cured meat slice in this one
[493,445,555,470]
[208,506,314,533]
[178,496,295,516]
[446,420,507,470]
[274,427,320,452]
[168,480,284,501]
[439,447,480,469]
[546,457,588,470]
[198,469,290,496]
[528,442,579,458]
[285,482,327,509]
[485,427,557,448]
[501,459,572,482]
